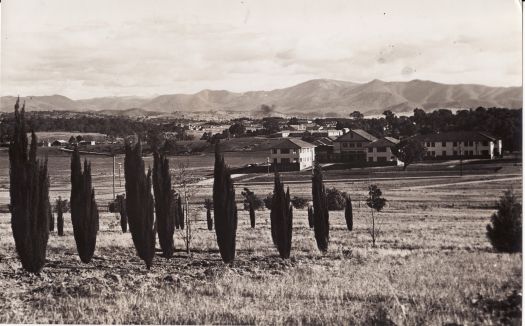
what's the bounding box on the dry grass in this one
[0,155,522,325]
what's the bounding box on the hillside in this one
[1,79,521,116]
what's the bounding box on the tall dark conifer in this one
[9,98,50,273]
[124,140,155,269]
[345,196,353,231]
[213,145,238,263]
[116,194,128,233]
[56,197,65,236]
[204,199,213,230]
[307,205,314,228]
[312,163,329,252]
[270,172,293,259]
[152,150,175,258]
[70,147,99,263]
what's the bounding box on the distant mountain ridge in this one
[1,79,521,116]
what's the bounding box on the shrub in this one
[486,189,522,253]
[204,199,213,230]
[9,99,50,273]
[345,196,353,231]
[152,150,175,258]
[124,140,156,269]
[264,193,273,210]
[213,146,238,263]
[312,163,329,252]
[326,187,347,210]
[291,196,308,209]
[70,147,100,263]
[270,172,293,258]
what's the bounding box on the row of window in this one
[272,148,313,154]
[341,142,362,148]
[426,150,489,157]
[367,157,394,162]
[425,141,489,147]
[367,147,387,153]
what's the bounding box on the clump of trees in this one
[270,172,293,259]
[345,196,353,231]
[213,146,238,263]
[70,147,100,263]
[326,187,347,210]
[312,163,329,252]
[9,99,51,273]
[152,150,175,258]
[124,141,156,269]
[204,199,213,230]
[366,185,386,247]
[392,138,427,170]
[486,189,522,253]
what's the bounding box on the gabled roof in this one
[272,138,316,149]
[364,137,400,148]
[414,131,498,142]
[312,137,335,146]
[335,129,378,142]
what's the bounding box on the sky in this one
[0,0,522,99]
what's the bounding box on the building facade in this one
[270,138,316,171]
[416,131,502,159]
[365,137,400,163]
[333,129,378,162]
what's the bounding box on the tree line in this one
[7,99,522,274]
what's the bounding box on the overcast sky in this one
[1,0,522,99]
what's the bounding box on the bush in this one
[9,99,50,273]
[326,187,347,211]
[291,196,308,209]
[264,193,273,210]
[241,188,265,210]
[486,190,522,253]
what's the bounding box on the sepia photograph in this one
[0,0,522,324]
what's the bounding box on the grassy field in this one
[0,153,522,324]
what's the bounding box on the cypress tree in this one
[152,150,175,258]
[204,199,213,230]
[70,147,100,263]
[116,194,128,233]
[177,195,185,230]
[56,197,64,236]
[48,205,54,232]
[345,196,353,231]
[312,163,329,252]
[213,146,238,263]
[124,140,155,269]
[307,205,314,228]
[249,206,255,229]
[270,172,293,259]
[9,98,50,273]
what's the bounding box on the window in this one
[426,142,431,147]
[442,141,446,146]
[349,143,355,148]
[377,147,386,152]
[368,147,373,153]
[342,142,348,148]
[273,158,277,164]
[442,151,446,156]
[281,149,290,154]
[431,142,435,147]
[272,149,277,154]
[431,151,435,156]
[453,141,458,146]
[356,143,362,147]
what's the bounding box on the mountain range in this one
[1,79,521,116]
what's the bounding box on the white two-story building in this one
[365,137,400,163]
[416,131,502,159]
[270,138,316,171]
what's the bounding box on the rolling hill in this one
[1,79,521,116]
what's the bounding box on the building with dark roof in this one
[333,129,378,162]
[365,137,400,163]
[414,131,502,159]
[270,138,316,171]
